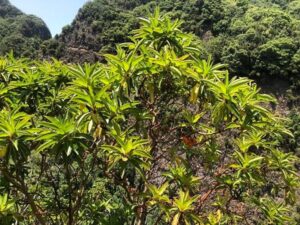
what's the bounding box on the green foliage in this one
[286,111,300,156]
[0,193,16,224]
[207,1,300,91]
[254,198,293,225]
[0,0,22,18]
[0,10,298,225]
[52,0,225,61]
[0,0,51,58]
[48,0,300,94]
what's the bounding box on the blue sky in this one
[10,0,88,36]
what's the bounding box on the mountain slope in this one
[47,0,226,62]
[0,0,51,58]
[50,0,299,88]
[44,0,146,62]
[0,0,22,18]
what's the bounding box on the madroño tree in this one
[0,9,299,225]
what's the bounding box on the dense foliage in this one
[1,0,299,92]
[44,0,300,93]
[0,11,299,225]
[0,0,51,58]
[209,1,300,88]
[48,0,225,61]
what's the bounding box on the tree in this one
[0,9,298,224]
[209,4,300,84]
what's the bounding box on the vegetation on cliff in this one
[44,0,299,94]
[0,0,51,58]
[1,0,299,92]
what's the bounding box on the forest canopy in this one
[0,0,51,58]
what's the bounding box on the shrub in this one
[0,10,298,224]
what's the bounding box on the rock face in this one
[50,0,143,62]
[0,0,51,58]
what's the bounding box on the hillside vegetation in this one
[0,0,51,58]
[0,10,299,224]
[42,0,299,95]
[1,0,299,93]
